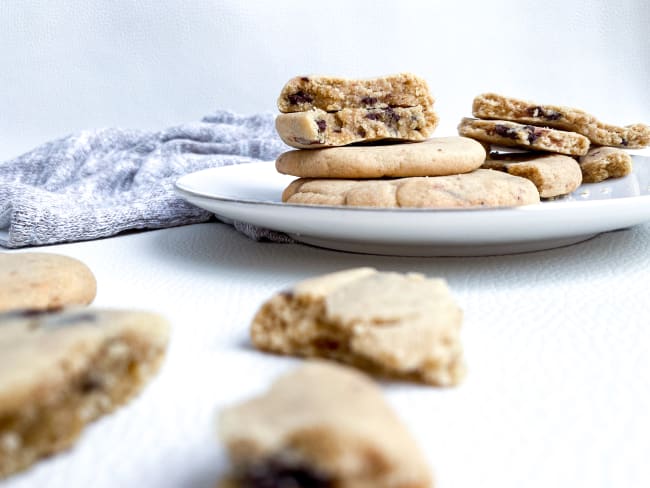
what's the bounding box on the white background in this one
[1,0,649,160]
[2,2,650,488]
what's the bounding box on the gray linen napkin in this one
[0,111,295,248]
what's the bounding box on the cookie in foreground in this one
[0,253,97,313]
[282,169,540,208]
[472,92,650,148]
[217,361,433,488]
[276,136,485,178]
[0,308,169,478]
[250,268,465,386]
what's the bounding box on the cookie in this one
[275,106,435,149]
[578,146,633,183]
[276,136,485,178]
[278,73,434,113]
[483,153,582,198]
[282,169,540,208]
[0,253,97,313]
[218,361,432,488]
[472,92,650,149]
[250,268,464,386]
[0,308,169,478]
[458,117,590,156]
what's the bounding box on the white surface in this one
[175,155,650,256]
[1,0,649,160]
[2,223,650,488]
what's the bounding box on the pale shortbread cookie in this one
[473,92,650,149]
[275,106,435,149]
[0,309,169,478]
[458,117,590,156]
[483,153,582,198]
[278,73,434,113]
[276,136,485,178]
[0,253,97,313]
[250,268,464,386]
[578,146,633,183]
[282,170,540,208]
[218,361,433,488]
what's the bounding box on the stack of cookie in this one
[274,74,541,209]
[458,93,650,197]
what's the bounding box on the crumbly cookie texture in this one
[458,118,590,155]
[0,309,169,478]
[276,136,485,178]
[275,106,437,149]
[250,268,464,386]
[282,169,540,208]
[0,253,97,313]
[218,361,433,488]
[483,153,582,198]
[472,93,650,148]
[278,73,434,113]
[578,146,633,183]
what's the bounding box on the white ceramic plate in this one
[175,156,650,256]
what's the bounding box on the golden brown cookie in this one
[0,253,97,313]
[483,153,582,198]
[472,92,650,148]
[282,169,540,208]
[458,117,590,156]
[250,268,464,386]
[276,136,485,178]
[0,308,169,478]
[218,361,433,488]
[578,146,633,183]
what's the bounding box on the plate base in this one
[289,233,599,257]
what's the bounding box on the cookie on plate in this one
[483,153,582,198]
[472,92,650,148]
[276,73,438,148]
[218,361,432,488]
[0,253,97,313]
[0,308,169,478]
[251,268,465,386]
[276,136,485,178]
[578,146,633,183]
[282,169,540,208]
[458,117,590,156]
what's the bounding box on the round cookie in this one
[282,169,541,208]
[0,253,97,312]
[275,136,486,178]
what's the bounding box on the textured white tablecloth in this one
[3,221,649,488]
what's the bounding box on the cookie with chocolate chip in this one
[276,73,438,148]
[276,136,485,178]
[458,117,590,155]
[218,361,433,488]
[0,253,97,313]
[250,268,465,386]
[0,308,169,478]
[472,92,650,149]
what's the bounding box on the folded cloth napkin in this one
[0,111,296,248]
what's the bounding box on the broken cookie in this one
[579,146,633,183]
[276,73,438,148]
[250,268,465,386]
[218,361,433,488]
[0,308,169,478]
[472,92,650,149]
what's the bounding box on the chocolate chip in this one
[357,127,367,138]
[300,76,310,82]
[525,125,544,144]
[621,138,629,146]
[79,374,103,394]
[316,120,327,133]
[287,90,313,105]
[385,107,400,124]
[527,106,562,121]
[238,461,332,488]
[361,96,378,106]
[365,112,381,121]
[494,124,519,140]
